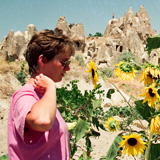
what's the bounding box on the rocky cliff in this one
[0,5,158,68]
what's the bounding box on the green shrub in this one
[0,154,9,160]
[56,80,105,159]
[98,67,113,78]
[75,54,85,66]
[16,61,27,86]
[88,32,103,37]
[117,51,141,70]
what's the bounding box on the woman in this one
[8,29,75,160]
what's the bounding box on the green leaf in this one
[73,118,90,142]
[92,117,105,130]
[92,117,99,129]
[106,135,123,160]
[157,88,160,96]
[92,99,102,109]
[106,89,115,99]
[0,155,9,160]
[90,128,100,137]
[149,143,160,160]
[145,34,160,55]
[86,136,92,153]
[134,100,155,122]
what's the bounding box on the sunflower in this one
[140,67,160,86]
[86,60,99,88]
[140,83,160,108]
[105,117,120,132]
[150,115,160,134]
[114,61,136,80]
[119,133,147,157]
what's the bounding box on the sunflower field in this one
[55,35,160,160]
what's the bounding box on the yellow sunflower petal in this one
[119,133,146,157]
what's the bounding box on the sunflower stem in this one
[107,78,147,134]
[144,132,153,160]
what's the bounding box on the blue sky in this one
[0,0,160,42]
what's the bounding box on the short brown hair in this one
[25,29,75,74]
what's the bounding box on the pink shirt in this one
[8,84,70,160]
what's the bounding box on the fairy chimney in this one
[0,24,37,61]
[55,16,85,51]
[103,5,157,63]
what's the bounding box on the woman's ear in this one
[38,55,46,67]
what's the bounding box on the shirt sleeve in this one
[13,93,38,140]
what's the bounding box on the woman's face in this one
[42,49,71,82]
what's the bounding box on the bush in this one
[116,51,142,70]
[75,54,85,66]
[98,67,113,78]
[16,61,27,86]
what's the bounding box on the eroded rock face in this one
[55,16,71,36]
[55,16,86,51]
[0,5,158,67]
[103,5,157,64]
[25,24,37,42]
[0,24,37,61]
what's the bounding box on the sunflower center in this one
[109,121,116,129]
[127,138,137,146]
[92,69,95,78]
[120,63,133,73]
[149,88,155,97]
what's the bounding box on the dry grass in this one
[108,73,144,99]
[0,55,28,75]
[0,54,144,100]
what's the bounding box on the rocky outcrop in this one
[24,24,37,43]
[55,16,85,51]
[102,5,157,64]
[0,6,158,66]
[0,24,37,61]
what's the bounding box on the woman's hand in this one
[33,74,56,95]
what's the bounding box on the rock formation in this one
[0,24,37,61]
[0,5,158,67]
[55,16,86,51]
[102,5,157,65]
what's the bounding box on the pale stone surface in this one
[55,16,86,51]
[0,24,37,61]
[103,5,157,65]
[0,5,158,66]
[24,24,37,42]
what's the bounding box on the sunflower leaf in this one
[145,34,160,55]
[134,100,155,122]
[149,143,160,160]
[106,89,115,99]
[105,135,123,160]
[73,118,90,142]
